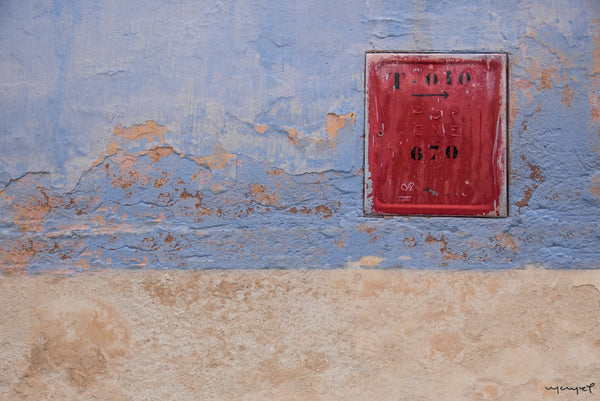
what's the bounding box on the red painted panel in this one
[364,53,508,217]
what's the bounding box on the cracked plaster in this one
[0,0,598,271]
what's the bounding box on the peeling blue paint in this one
[0,0,599,271]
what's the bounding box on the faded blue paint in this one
[0,0,599,271]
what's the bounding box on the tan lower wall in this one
[1,269,599,401]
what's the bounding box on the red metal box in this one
[364,52,508,217]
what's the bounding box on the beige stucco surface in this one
[1,269,599,400]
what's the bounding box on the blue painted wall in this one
[0,0,598,271]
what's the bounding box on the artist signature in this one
[545,383,594,395]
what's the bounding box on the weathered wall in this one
[1,270,600,400]
[0,0,598,271]
[1,3,599,399]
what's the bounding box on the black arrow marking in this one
[411,90,449,99]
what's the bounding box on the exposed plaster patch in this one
[0,237,88,273]
[282,126,328,149]
[403,237,417,247]
[526,161,545,183]
[512,79,535,107]
[590,173,600,198]
[314,205,332,219]
[588,76,600,125]
[540,68,554,89]
[442,250,467,261]
[93,140,121,167]
[287,203,338,218]
[424,233,466,261]
[515,185,537,211]
[287,128,299,146]
[12,188,52,232]
[516,156,545,212]
[179,188,221,215]
[592,19,600,75]
[516,31,578,113]
[250,183,279,206]
[144,146,176,162]
[561,77,574,107]
[113,120,167,143]
[357,224,378,243]
[325,112,356,147]
[191,144,236,170]
[0,237,41,271]
[106,151,145,190]
[347,255,385,268]
[254,123,268,134]
[494,233,520,252]
[425,233,448,254]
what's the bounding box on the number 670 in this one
[411,145,458,160]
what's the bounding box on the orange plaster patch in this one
[515,156,545,212]
[93,140,121,167]
[106,140,120,156]
[254,123,268,134]
[325,112,356,147]
[526,160,545,183]
[9,182,66,232]
[191,170,211,188]
[192,144,236,170]
[588,76,600,124]
[285,127,327,148]
[425,233,448,254]
[287,128,299,146]
[442,251,467,261]
[0,237,48,271]
[515,185,537,211]
[540,68,554,89]
[347,255,385,268]
[250,183,279,206]
[513,79,535,106]
[153,177,166,188]
[77,259,91,270]
[314,205,332,219]
[592,20,600,75]
[113,120,167,143]
[520,41,542,83]
[334,234,345,249]
[590,174,600,198]
[142,146,176,162]
[561,79,574,107]
[495,233,520,251]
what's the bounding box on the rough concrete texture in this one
[1,269,599,400]
[1,0,599,271]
